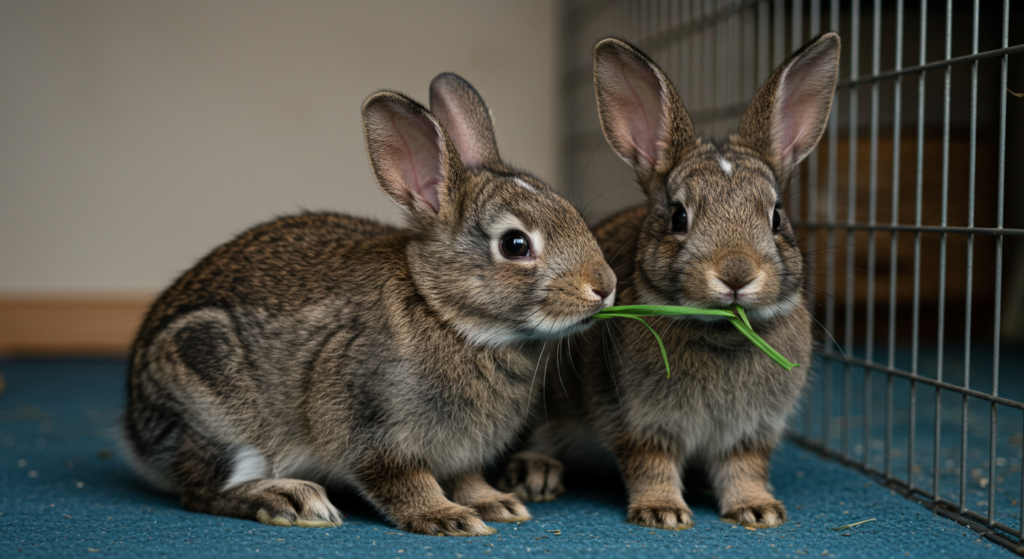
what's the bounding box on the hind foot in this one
[248,479,342,527]
[183,478,342,528]
[498,451,564,502]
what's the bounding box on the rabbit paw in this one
[399,504,496,536]
[252,479,343,528]
[627,501,694,530]
[469,493,531,523]
[721,499,787,528]
[498,451,565,502]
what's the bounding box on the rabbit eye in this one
[499,230,531,259]
[670,203,688,233]
[772,208,781,232]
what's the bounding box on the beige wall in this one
[0,1,559,294]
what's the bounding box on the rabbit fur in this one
[122,73,616,536]
[500,34,841,530]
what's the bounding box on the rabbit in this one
[121,72,617,536]
[499,33,840,530]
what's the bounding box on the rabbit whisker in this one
[526,340,549,417]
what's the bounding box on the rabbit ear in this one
[737,32,841,182]
[429,73,501,170]
[593,37,696,191]
[362,91,464,217]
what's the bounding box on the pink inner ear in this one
[390,111,444,213]
[602,51,665,170]
[774,47,837,168]
[431,96,486,170]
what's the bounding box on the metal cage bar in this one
[908,0,926,496]
[960,0,979,517]
[885,0,905,483]
[842,0,860,461]
[864,0,881,470]
[933,0,951,503]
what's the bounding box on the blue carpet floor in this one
[795,345,1024,536]
[0,358,1014,558]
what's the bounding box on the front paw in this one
[398,504,496,536]
[627,500,694,530]
[469,493,531,523]
[721,499,787,528]
[498,451,564,502]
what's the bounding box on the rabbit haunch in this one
[130,296,539,479]
[501,33,840,532]
[122,72,615,536]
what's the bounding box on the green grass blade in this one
[592,304,798,373]
[728,317,799,370]
[625,316,672,378]
[735,304,753,329]
[595,305,735,319]
[728,318,783,366]
[597,313,672,378]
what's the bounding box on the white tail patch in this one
[224,446,269,490]
[719,158,734,175]
[514,177,537,193]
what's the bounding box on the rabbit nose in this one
[590,263,617,305]
[591,286,616,310]
[717,257,757,293]
[718,276,754,292]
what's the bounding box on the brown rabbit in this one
[122,73,616,536]
[500,34,840,530]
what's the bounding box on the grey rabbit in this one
[122,72,617,536]
[500,34,840,530]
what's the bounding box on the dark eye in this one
[670,203,688,233]
[772,208,781,232]
[499,230,531,259]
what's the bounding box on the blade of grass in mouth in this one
[734,304,753,329]
[596,313,672,379]
[592,304,799,377]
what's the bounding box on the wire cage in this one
[559,0,1024,552]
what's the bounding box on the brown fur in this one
[444,469,531,523]
[613,435,692,530]
[713,443,785,528]
[501,34,840,530]
[122,74,615,535]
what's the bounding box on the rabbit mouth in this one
[640,284,775,318]
[536,296,614,335]
[700,299,771,313]
[512,311,602,341]
[562,313,602,334]
[554,311,605,337]
[677,298,799,324]
[741,299,800,322]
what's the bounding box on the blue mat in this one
[0,358,1012,558]
[795,345,1024,537]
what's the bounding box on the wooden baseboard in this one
[0,296,154,356]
